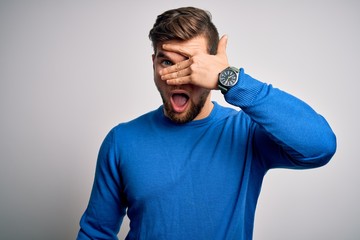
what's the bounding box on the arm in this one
[226,69,336,168]
[160,36,336,169]
[77,128,127,239]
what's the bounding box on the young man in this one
[77,7,336,240]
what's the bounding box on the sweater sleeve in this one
[77,128,127,239]
[225,68,336,169]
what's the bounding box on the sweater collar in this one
[157,101,220,127]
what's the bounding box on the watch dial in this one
[220,70,237,86]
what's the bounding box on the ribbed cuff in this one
[224,68,267,108]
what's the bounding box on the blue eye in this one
[162,60,173,66]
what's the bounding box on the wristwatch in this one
[218,66,239,94]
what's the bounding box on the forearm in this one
[225,69,336,166]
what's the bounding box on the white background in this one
[0,0,359,239]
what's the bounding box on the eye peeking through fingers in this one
[161,60,174,67]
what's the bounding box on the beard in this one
[161,89,210,124]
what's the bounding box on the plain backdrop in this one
[0,0,359,239]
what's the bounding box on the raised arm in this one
[159,36,336,168]
[226,69,336,168]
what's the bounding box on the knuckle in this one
[191,56,199,64]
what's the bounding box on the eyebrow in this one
[156,50,188,61]
[156,51,173,59]
[156,51,167,58]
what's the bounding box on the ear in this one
[152,54,155,70]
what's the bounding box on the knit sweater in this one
[78,69,336,239]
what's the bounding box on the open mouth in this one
[170,92,190,113]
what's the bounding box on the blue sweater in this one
[78,69,336,239]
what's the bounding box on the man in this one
[77,6,336,240]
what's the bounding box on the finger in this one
[160,59,191,75]
[162,43,194,58]
[217,35,228,55]
[161,67,191,81]
[165,76,191,85]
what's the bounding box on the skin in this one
[152,34,229,123]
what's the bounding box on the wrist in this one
[218,66,239,94]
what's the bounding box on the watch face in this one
[219,69,238,86]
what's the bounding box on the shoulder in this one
[212,102,251,125]
[110,107,162,136]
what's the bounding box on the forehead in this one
[155,36,209,57]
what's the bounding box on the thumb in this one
[217,35,228,55]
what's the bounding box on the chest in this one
[117,124,251,206]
